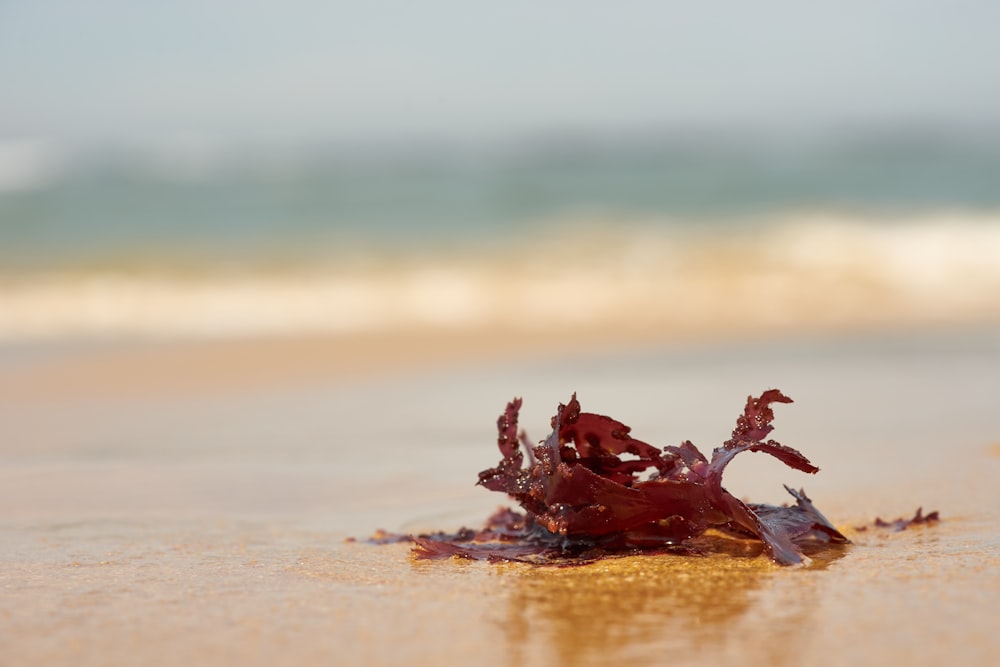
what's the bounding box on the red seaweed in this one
[856,507,940,532]
[391,390,849,566]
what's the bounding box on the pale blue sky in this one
[1,1,998,150]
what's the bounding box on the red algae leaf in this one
[409,390,850,566]
[730,389,791,442]
[719,390,818,474]
[478,398,531,494]
[689,391,834,564]
[857,507,941,532]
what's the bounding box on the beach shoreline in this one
[3,214,1000,345]
[2,325,999,666]
[4,316,1000,403]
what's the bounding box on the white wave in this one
[1,213,999,341]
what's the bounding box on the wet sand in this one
[2,328,999,666]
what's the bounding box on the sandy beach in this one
[7,4,1000,664]
[2,325,999,666]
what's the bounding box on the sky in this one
[1,0,999,152]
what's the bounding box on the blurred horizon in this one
[2,2,999,342]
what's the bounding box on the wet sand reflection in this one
[495,537,846,667]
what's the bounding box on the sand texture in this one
[2,329,999,666]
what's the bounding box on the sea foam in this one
[1,213,998,341]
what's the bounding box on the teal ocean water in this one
[2,136,999,340]
[3,136,1000,269]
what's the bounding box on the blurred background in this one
[5,8,1000,664]
[1,0,999,344]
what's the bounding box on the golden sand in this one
[2,330,999,666]
[3,517,998,667]
[0,329,657,402]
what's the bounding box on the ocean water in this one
[2,136,1000,340]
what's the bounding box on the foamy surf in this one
[1,213,999,341]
